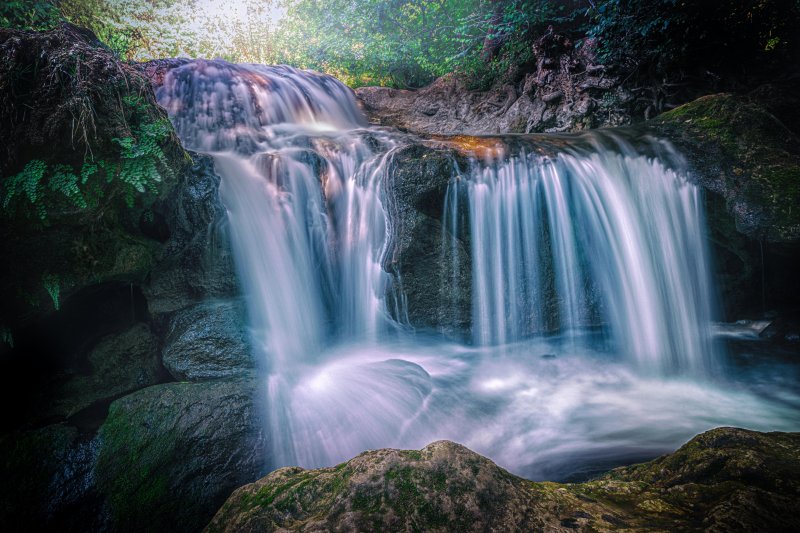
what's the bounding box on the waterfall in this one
[156,61,398,362]
[156,60,405,465]
[152,60,798,478]
[445,136,719,374]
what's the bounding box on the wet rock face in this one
[652,93,800,244]
[356,30,631,136]
[382,145,471,337]
[208,427,800,532]
[145,153,239,315]
[163,299,255,381]
[651,93,800,317]
[95,378,268,533]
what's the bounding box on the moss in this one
[0,24,187,329]
[94,380,262,532]
[207,431,800,532]
[95,398,179,529]
[654,94,800,242]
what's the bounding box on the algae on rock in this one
[208,427,800,532]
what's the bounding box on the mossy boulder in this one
[651,93,800,316]
[209,427,800,532]
[95,378,268,532]
[0,23,187,331]
[652,93,800,243]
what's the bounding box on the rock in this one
[0,23,185,327]
[356,30,629,136]
[208,428,800,532]
[760,315,800,343]
[45,322,163,421]
[145,153,239,315]
[95,378,268,532]
[163,299,255,381]
[651,93,800,317]
[652,93,800,243]
[382,144,471,337]
[0,424,103,531]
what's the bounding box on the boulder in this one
[652,93,800,317]
[208,427,800,532]
[0,23,186,328]
[652,93,800,243]
[0,424,103,531]
[96,378,268,532]
[45,322,162,421]
[163,299,255,381]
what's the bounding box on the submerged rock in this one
[162,299,254,381]
[208,427,800,532]
[95,378,268,532]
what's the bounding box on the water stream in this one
[155,60,800,479]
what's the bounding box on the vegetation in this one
[3,1,798,92]
[0,91,175,223]
[0,0,59,30]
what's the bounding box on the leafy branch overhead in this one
[4,1,796,92]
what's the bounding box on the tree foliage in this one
[0,0,59,30]
[587,0,800,76]
[4,1,799,91]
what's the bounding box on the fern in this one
[0,324,13,348]
[42,272,61,310]
[2,116,175,220]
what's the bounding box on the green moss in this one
[96,400,178,529]
[656,94,800,241]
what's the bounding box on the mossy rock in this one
[652,93,800,243]
[95,378,268,532]
[208,428,800,532]
[0,23,188,330]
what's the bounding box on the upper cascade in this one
[155,59,367,153]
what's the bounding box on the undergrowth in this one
[0,86,176,223]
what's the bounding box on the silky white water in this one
[155,60,800,479]
[447,139,718,374]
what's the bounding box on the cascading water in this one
[446,137,718,374]
[157,60,408,465]
[154,60,800,479]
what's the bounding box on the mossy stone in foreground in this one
[208,428,800,532]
